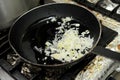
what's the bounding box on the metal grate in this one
[0,29,11,57]
[74,0,120,22]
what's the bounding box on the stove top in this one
[0,25,118,80]
[74,0,120,22]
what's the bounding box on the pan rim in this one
[8,3,102,67]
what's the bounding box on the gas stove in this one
[0,26,118,80]
[0,0,120,80]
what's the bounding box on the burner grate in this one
[74,0,120,22]
[0,29,11,57]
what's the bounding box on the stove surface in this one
[0,0,120,80]
[0,25,118,80]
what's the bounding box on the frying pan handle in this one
[92,46,120,61]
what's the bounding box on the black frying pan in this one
[9,3,120,68]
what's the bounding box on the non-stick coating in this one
[9,3,101,67]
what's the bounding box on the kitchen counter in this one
[51,0,120,80]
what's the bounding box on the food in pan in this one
[34,16,94,63]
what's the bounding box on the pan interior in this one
[9,3,101,66]
[21,16,95,65]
